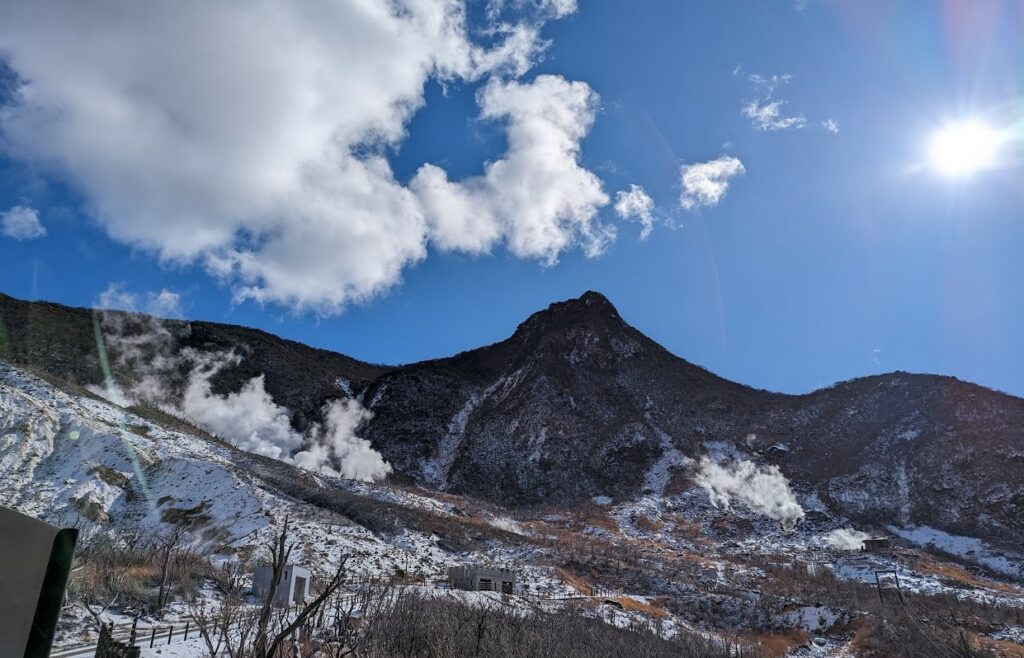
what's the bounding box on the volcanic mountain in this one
[2,290,1022,546]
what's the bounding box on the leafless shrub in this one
[339,591,765,658]
[187,518,347,658]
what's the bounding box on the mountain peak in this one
[511,291,624,341]
[540,290,619,319]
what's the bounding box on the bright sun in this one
[928,120,1002,178]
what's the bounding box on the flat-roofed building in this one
[449,565,518,594]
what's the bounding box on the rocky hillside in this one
[362,292,1024,546]
[2,290,1022,546]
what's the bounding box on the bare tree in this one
[197,518,349,658]
[65,525,130,630]
[255,518,349,658]
[153,524,191,615]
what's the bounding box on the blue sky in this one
[1,0,1023,396]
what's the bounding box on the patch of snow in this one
[888,525,1024,579]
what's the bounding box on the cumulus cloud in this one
[1,204,45,240]
[822,118,840,134]
[0,1,608,314]
[412,75,611,264]
[823,528,870,551]
[613,184,655,239]
[742,73,806,131]
[695,457,804,530]
[679,156,745,211]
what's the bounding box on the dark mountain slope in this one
[360,292,1024,544]
[1,289,1021,544]
[361,292,776,500]
[0,292,390,425]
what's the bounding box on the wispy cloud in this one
[613,184,655,239]
[822,118,840,134]
[679,156,745,211]
[742,73,806,131]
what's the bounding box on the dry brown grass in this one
[736,631,809,658]
[634,514,664,533]
[617,596,670,620]
[662,513,703,540]
[576,505,621,535]
[848,620,872,654]
[555,566,594,594]
[914,556,1021,595]
[974,634,1024,658]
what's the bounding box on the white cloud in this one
[613,184,655,239]
[488,0,578,20]
[696,457,805,530]
[679,156,745,211]
[743,100,807,131]
[822,118,840,134]
[95,283,183,318]
[742,73,806,131]
[1,205,46,240]
[411,74,612,264]
[0,1,604,314]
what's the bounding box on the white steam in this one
[695,457,804,530]
[90,303,391,482]
[297,399,391,481]
[823,528,870,551]
[180,353,304,460]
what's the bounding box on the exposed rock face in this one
[360,292,1024,545]
[360,292,765,502]
[2,290,1022,544]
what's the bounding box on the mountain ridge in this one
[2,289,1022,546]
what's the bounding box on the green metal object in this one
[0,506,79,658]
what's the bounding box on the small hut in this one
[861,537,891,552]
[253,564,311,606]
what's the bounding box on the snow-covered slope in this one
[0,363,462,581]
[5,359,1024,657]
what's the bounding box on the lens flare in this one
[928,120,1001,178]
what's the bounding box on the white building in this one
[252,564,311,607]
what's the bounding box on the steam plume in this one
[89,303,391,481]
[823,528,870,551]
[695,457,804,530]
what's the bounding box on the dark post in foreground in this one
[0,505,79,658]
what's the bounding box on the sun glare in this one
[928,120,1001,178]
